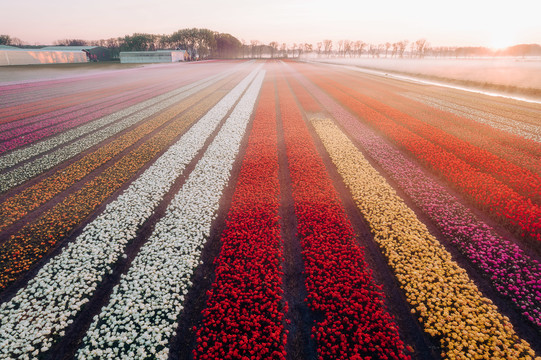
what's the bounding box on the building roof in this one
[40,46,103,51]
[120,50,186,54]
[0,45,19,50]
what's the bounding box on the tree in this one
[169,28,198,59]
[368,44,378,58]
[241,39,246,58]
[0,35,11,45]
[291,43,297,58]
[105,38,121,59]
[250,40,259,58]
[216,33,242,58]
[415,38,428,57]
[398,40,409,58]
[195,28,216,59]
[391,43,398,57]
[338,40,344,56]
[257,43,264,58]
[343,40,352,57]
[54,39,88,46]
[385,42,391,57]
[359,41,366,57]
[323,39,332,56]
[353,41,365,57]
[377,43,385,57]
[317,42,322,57]
[269,41,279,58]
[121,33,155,51]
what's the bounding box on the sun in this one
[489,31,516,50]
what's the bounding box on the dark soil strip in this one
[43,87,242,360]
[275,75,318,360]
[168,81,259,360]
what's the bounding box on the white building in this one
[119,50,188,63]
[0,46,88,66]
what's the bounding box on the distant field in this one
[309,57,541,99]
[0,60,540,359]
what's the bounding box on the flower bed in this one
[393,94,541,174]
[326,72,541,175]
[332,82,541,203]
[0,83,146,132]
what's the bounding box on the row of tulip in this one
[0,64,185,115]
[427,91,541,141]
[336,75,541,176]
[0,85,118,123]
[0,67,263,359]
[330,67,541,155]
[333,64,541,148]
[194,77,287,359]
[77,70,265,359]
[325,75,541,204]
[0,69,207,134]
[278,74,411,360]
[0,59,231,107]
[0,75,234,234]
[0,66,237,169]
[375,88,541,183]
[0,81,168,138]
[292,71,541,329]
[310,116,537,359]
[403,93,541,154]
[307,73,541,242]
[0,81,85,106]
[0,78,152,127]
[0,79,239,291]
[0,70,239,192]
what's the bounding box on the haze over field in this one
[2,0,540,47]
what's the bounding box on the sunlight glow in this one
[490,31,516,50]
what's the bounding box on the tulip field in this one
[0,60,540,360]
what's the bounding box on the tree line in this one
[2,32,540,60]
[0,29,242,60]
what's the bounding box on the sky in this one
[2,0,540,48]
